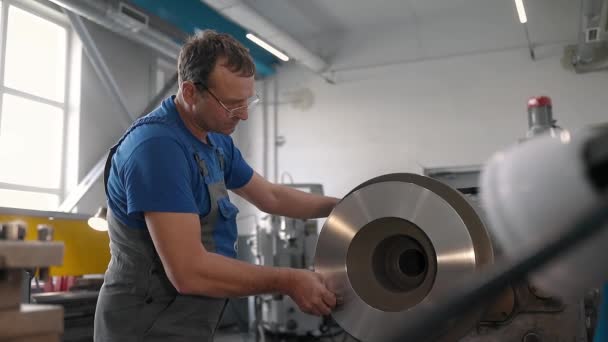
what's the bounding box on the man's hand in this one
[284,269,337,316]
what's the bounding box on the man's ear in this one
[181,81,197,106]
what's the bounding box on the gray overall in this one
[94,115,238,341]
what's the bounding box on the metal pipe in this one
[576,0,603,64]
[47,0,180,61]
[578,0,589,63]
[273,76,279,184]
[523,23,535,60]
[262,79,269,179]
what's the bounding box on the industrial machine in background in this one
[424,96,600,342]
[424,165,598,342]
[0,210,109,342]
[251,183,329,339]
[0,221,65,341]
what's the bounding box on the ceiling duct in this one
[201,0,328,74]
[567,0,608,72]
[47,0,181,60]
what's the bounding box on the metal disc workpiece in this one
[315,173,493,342]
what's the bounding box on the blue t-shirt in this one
[106,96,253,232]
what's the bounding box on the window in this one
[0,2,71,211]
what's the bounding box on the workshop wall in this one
[243,1,608,203]
[272,49,608,201]
[74,20,175,214]
[230,80,276,235]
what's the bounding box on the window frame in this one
[0,0,73,208]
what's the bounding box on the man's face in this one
[193,60,255,135]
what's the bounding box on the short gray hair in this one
[177,30,255,88]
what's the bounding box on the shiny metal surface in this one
[315,173,493,342]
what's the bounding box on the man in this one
[94,30,338,341]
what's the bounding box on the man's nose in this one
[233,109,248,121]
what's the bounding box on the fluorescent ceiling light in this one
[246,33,290,62]
[515,0,528,23]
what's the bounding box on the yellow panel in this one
[0,212,110,276]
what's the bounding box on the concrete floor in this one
[215,330,251,342]
[214,327,354,342]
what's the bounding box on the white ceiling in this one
[246,0,509,38]
[247,0,505,31]
[244,0,580,68]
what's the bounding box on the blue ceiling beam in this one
[130,0,279,78]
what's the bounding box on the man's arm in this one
[144,211,336,316]
[232,172,339,218]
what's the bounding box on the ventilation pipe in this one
[47,0,181,60]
